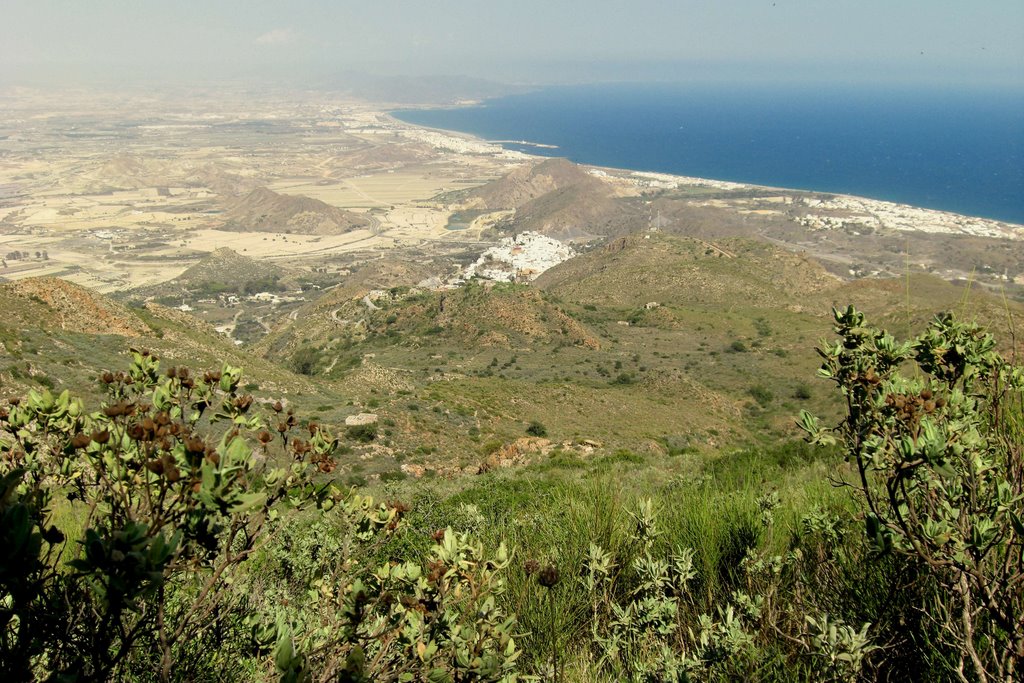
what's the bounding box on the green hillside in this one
[6,232,1020,480]
[232,233,1022,477]
[5,234,1023,682]
[0,277,338,407]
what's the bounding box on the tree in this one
[800,307,1024,681]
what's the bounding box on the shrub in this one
[526,421,547,437]
[289,345,321,376]
[0,351,340,681]
[346,423,378,442]
[268,529,521,682]
[0,352,521,682]
[661,434,697,456]
[378,470,407,483]
[800,307,1024,679]
[748,384,774,407]
[727,340,748,353]
[582,497,875,681]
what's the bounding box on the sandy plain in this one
[0,86,1020,296]
[0,89,527,292]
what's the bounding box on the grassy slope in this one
[4,234,1020,481]
[243,234,1022,480]
[0,278,341,409]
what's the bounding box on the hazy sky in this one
[2,0,1022,87]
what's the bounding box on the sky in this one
[2,0,1022,88]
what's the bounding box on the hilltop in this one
[178,246,283,285]
[460,158,635,240]
[84,153,248,195]
[134,247,287,299]
[466,158,606,209]
[535,234,837,310]
[219,187,370,234]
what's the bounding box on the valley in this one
[2,86,1022,483]
[2,87,1024,475]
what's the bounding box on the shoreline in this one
[385,109,1024,239]
[3,87,1020,299]
[385,96,1024,227]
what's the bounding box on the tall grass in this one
[388,439,853,676]
[232,437,958,680]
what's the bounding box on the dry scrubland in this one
[1,86,1024,682]
[2,84,1023,476]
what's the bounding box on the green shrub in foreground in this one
[0,353,521,682]
[802,308,1024,680]
[0,351,341,681]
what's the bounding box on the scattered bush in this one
[526,420,548,437]
[378,469,407,483]
[727,339,748,353]
[3,307,1018,681]
[345,422,378,442]
[748,384,774,407]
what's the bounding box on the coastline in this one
[384,109,1024,241]
[2,88,1020,298]
[388,85,1024,228]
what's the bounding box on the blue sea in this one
[393,83,1024,224]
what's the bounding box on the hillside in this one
[219,187,370,234]
[254,258,440,357]
[1,277,150,338]
[245,233,1024,470]
[0,277,338,404]
[505,184,634,240]
[3,233,1022,481]
[536,234,838,310]
[466,158,611,210]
